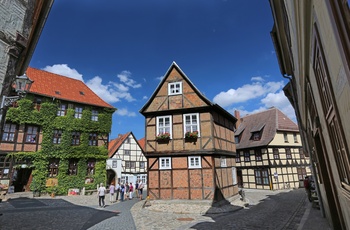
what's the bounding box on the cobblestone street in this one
[0,188,330,230]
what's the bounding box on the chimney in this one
[234,110,241,129]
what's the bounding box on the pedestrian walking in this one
[109,183,115,203]
[120,183,125,201]
[115,182,120,201]
[98,183,106,208]
[138,180,144,200]
[129,182,134,200]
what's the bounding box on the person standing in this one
[98,183,106,208]
[135,180,139,198]
[109,183,115,203]
[120,183,125,201]
[138,180,144,200]
[129,182,134,200]
[125,183,130,200]
[115,182,120,201]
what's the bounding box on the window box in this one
[185,131,198,140]
[156,132,170,142]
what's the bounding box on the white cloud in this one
[43,64,141,104]
[117,71,141,88]
[115,108,137,117]
[251,76,264,82]
[231,90,296,122]
[43,64,83,81]
[86,76,120,103]
[212,80,284,107]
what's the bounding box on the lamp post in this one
[0,73,33,129]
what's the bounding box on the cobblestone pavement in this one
[0,188,331,230]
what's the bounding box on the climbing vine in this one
[6,98,114,195]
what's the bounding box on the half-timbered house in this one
[234,108,310,190]
[0,67,115,194]
[140,62,238,201]
[108,132,147,186]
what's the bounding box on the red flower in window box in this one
[185,131,198,139]
[156,132,171,141]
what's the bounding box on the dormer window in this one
[251,132,261,141]
[168,82,182,95]
[250,124,265,141]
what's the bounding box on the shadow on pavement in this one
[1,197,118,230]
[191,189,327,230]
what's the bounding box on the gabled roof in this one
[26,67,114,109]
[139,62,236,122]
[108,132,145,158]
[235,107,299,149]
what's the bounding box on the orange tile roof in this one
[26,67,114,109]
[108,132,131,158]
[138,137,145,152]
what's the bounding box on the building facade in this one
[270,1,350,229]
[0,0,54,127]
[0,67,115,194]
[108,132,147,186]
[234,108,310,190]
[140,62,238,201]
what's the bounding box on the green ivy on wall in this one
[6,98,114,195]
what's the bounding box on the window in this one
[293,133,298,143]
[72,131,80,145]
[74,106,83,119]
[157,116,172,138]
[2,123,16,142]
[220,156,227,167]
[297,167,307,180]
[34,98,42,111]
[57,104,67,116]
[168,82,182,95]
[159,157,171,169]
[255,149,262,161]
[25,126,38,143]
[236,151,241,163]
[188,156,201,168]
[244,151,250,162]
[255,169,269,185]
[273,148,279,159]
[125,161,130,169]
[87,159,96,176]
[48,159,59,178]
[52,130,62,144]
[121,176,129,184]
[284,133,289,143]
[313,25,350,187]
[251,132,261,141]
[131,162,136,169]
[125,150,131,155]
[68,159,78,175]
[140,162,145,169]
[235,136,240,143]
[232,167,237,185]
[125,137,131,144]
[88,133,98,146]
[184,113,200,136]
[137,175,147,184]
[299,148,305,159]
[91,110,98,121]
[286,148,292,159]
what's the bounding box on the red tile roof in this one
[108,132,131,158]
[138,137,145,152]
[26,67,114,109]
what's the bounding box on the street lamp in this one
[1,73,33,108]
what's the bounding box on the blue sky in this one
[29,0,295,140]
